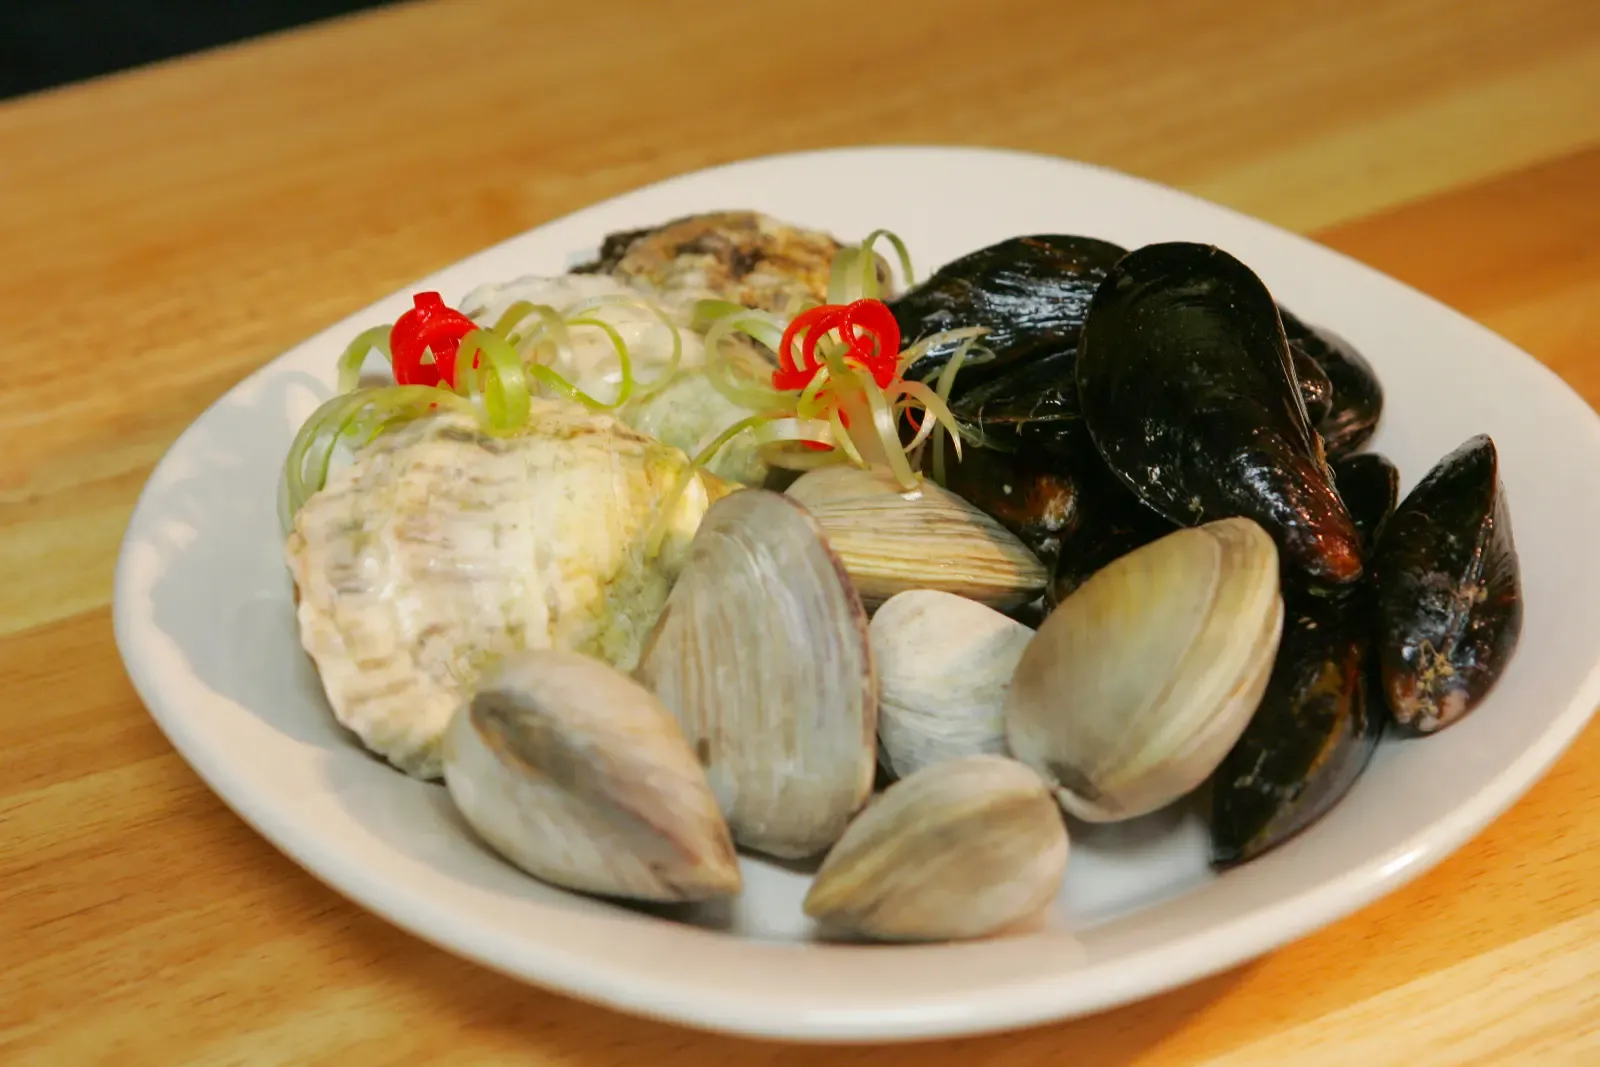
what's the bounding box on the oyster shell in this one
[1007,517,1285,821]
[871,590,1034,780]
[571,210,889,314]
[635,488,877,859]
[786,465,1049,612]
[803,754,1068,942]
[442,649,740,902]
[285,402,719,780]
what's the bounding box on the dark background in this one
[1,0,400,100]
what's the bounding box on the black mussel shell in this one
[1331,452,1400,551]
[1046,449,1175,604]
[923,433,1078,567]
[1076,242,1365,590]
[1372,434,1522,734]
[1210,592,1383,868]
[893,235,1128,395]
[944,347,1081,458]
[1291,343,1334,425]
[1280,308,1384,457]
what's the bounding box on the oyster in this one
[1373,435,1522,734]
[1209,593,1383,867]
[871,590,1034,780]
[803,754,1068,942]
[1076,242,1365,590]
[571,210,889,314]
[285,402,720,780]
[635,488,877,859]
[786,465,1048,612]
[1280,307,1384,457]
[893,234,1128,395]
[441,649,741,902]
[1331,451,1400,551]
[1007,517,1285,822]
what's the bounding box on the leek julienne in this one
[280,229,990,538]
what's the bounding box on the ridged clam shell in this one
[1006,517,1284,821]
[443,649,740,902]
[786,466,1049,612]
[870,590,1033,779]
[803,754,1068,942]
[635,489,877,859]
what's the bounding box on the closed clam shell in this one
[441,649,741,903]
[786,465,1049,612]
[635,489,877,859]
[1006,517,1284,822]
[803,754,1068,942]
[870,590,1033,780]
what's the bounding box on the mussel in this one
[1075,242,1365,591]
[1331,451,1400,551]
[922,434,1077,568]
[1292,345,1334,425]
[1280,308,1384,457]
[1209,592,1383,868]
[1372,435,1522,734]
[892,235,1128,395]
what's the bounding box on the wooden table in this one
[5,0,1599,1062]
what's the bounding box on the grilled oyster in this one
[572,210,890,314]
[285,402,723,780]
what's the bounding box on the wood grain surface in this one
[4,0,1600,1063]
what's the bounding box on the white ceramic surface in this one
[112,145,1600,1043]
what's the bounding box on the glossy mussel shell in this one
[1331,451,1400,551]
[1372,434,1522,734]
[1209,591,1383,868]
[1075,242,1365,590]
[893,234,1128,395]
[1280,307,1384,457]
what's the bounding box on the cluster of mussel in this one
[433,224,1524,946]
[884,234,1524,866]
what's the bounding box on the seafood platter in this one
[115,148,1600,1040]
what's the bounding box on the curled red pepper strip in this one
[773,299,902,393]
[390,292,480,388]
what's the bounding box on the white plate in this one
[113,145,1600,1043]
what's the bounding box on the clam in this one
[1006,517,1285,822]
[635,488,877,859]
[803,754,1068,942]
[871,590,1034,780]
[785,465,1049,612]
[441,648,741,903]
